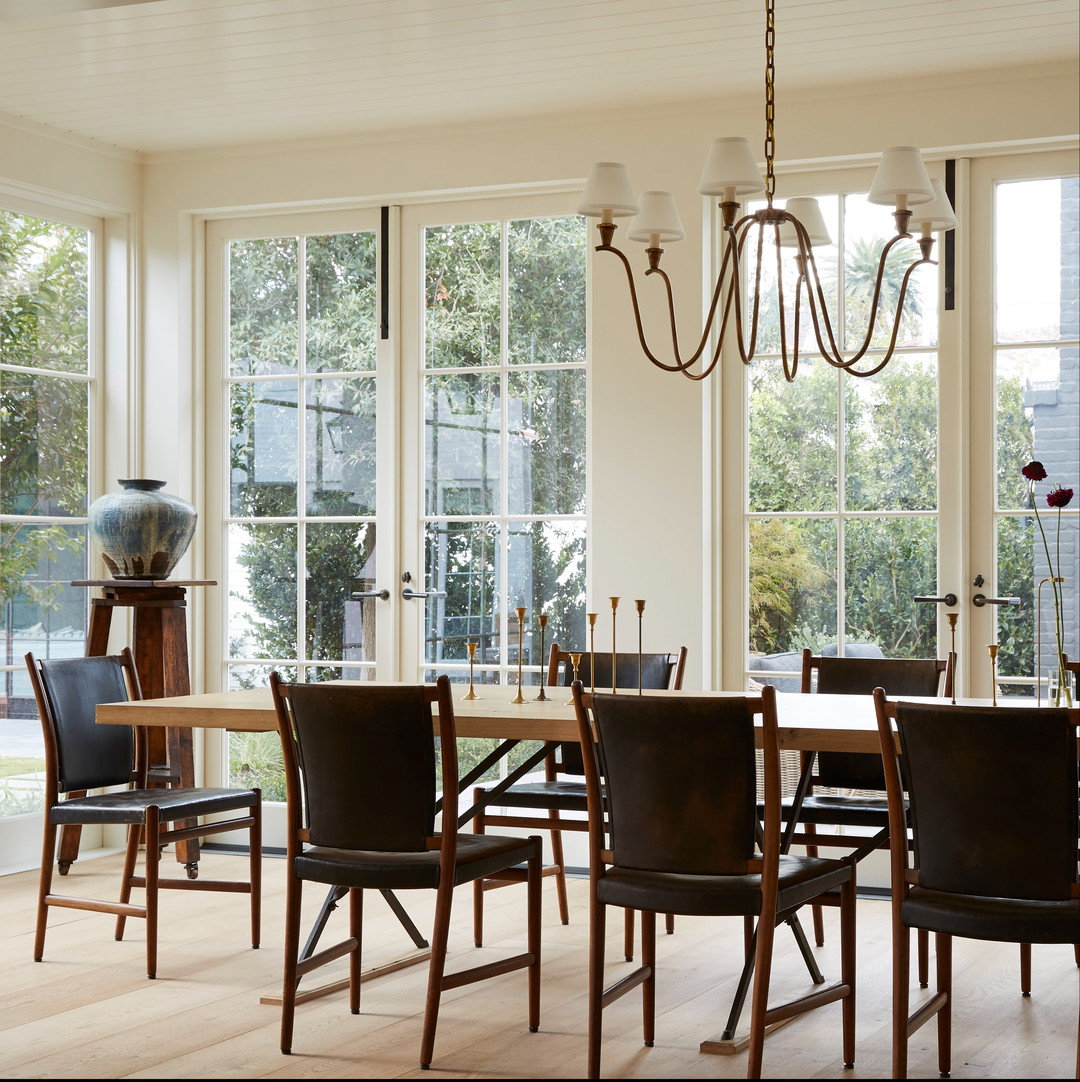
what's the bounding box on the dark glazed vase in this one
[87,479,197,580]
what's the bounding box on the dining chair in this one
[471,643,687,961]
[782,647,953,980]
[268,673,542,1067]
[873,691,1080,1078]
[24,648,262,980]
[572,681,856,1079]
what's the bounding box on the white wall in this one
[4,59,1079,692]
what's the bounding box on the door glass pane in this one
[993,176,1079,696]
[424,222,500,369]
[0,211,92,821]
[229,237,298,375]
[223,229,379,792]
[845,354,937,511]
[425,371,501,516]
[421,215,587,693]
[746,186,942,688]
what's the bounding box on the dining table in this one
[94,683,1051,1053]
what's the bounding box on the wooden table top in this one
[95,685,1039,755]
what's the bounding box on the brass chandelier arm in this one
[796,230,937,375]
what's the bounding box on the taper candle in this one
[535,612,549,701]
[609,597,620,693]
[587,612,597,693]
[464,641,479,700]
[635,599,645,694]
[512,607,527,703]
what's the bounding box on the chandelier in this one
[577,0,959,382]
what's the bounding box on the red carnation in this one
[1022,460,1048,481]
[1047,486,1074,509]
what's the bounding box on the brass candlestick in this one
[566,652,582,705]
[463,642,479,700]
[587,612,597,693]
[635,599,646,694]
[987,643,999,706]
[511,607,527,704]
[609,596,620,693]
[947,611,958,704]
[535,612,549,701]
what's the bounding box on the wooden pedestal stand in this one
[63,579,216,878]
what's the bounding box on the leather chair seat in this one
[295,832,540,890]
[487,779,587,813]
[902,885,1080,945]
[597,854,851,917]
[50,786,258,825]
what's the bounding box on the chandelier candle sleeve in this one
[577,0,953,382]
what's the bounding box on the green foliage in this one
[228,731,286,802]
[1,212,89,620]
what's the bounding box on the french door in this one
[725,147,1079,701]
[204,192,586,839]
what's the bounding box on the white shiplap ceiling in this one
[1,0,1077,155]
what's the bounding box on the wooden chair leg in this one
[280,871,303,1053]
[747,896,779,1079]
[249,804,262,950]
[624,908,635,961]
[527,844,542,1032]
[587,898,606,1079]
[918,927,929,987]
[349,888,363,1014]
[936,932,953,1078]
[840,878,857,1068]
[1019,942,1032,996]
[547,815,570,925]
[665,912,675,935]
[472,795,487,947]
[641,910,656,1047]
[892,923,911,1079]
[144,806,160,980]
[34,818,57,962]
[115,822,142,942]
[420,879,454,1069]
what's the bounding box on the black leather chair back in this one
[36,654,135,794]
[896,701,1078,901]
[550,646,686,775]
[589,692,758,875]
[811,653,948,789]
[279,682,437,852]
[555,651,680,691]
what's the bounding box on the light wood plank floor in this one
[0,850,1075,1079]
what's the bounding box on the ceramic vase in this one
[87,479,197,580]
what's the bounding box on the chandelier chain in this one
[764,0,776,204]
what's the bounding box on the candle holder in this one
[535,612,549,701]
[635,599,646,694]
[609,596,620,693]
[463,642,480,700]
[566,652,583,705]
[987,643,999,707]
[947,611,958,705]
[587,612,597,693]
[511,607,527,704]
